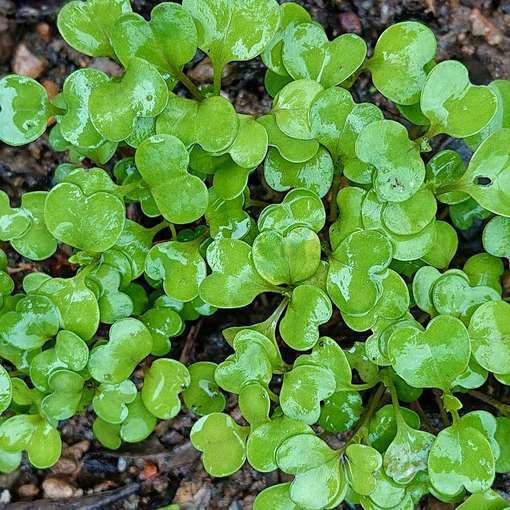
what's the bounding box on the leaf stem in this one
[467,390,510,416]
[168,223,177,241]
[117,180,143,197]
[148,221,169,237]
[176,70,204,101]
[248,199,271,208]
[433,389,450,426]
[213,64,224,96]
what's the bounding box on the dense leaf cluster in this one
[0,0,510,508]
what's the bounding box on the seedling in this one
[0,1,509,508]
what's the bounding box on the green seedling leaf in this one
[356,120,425,203]
[0,449,21,474]
[227,115,268,169]
[41,369,85,421]
[0,75,50,146]
[247,415,312,472]
[345,443,382,496]
[215,331,274,394]
[282,22,366,87]
[272,80,323,140]
[421,60,498,138]
[388,315,471,391]
[450,199,492,233]
[319,391,362,433]
[111,3,197,77]
[280,364,336,424]
[309,87,383,176]
[38,274,100,340]
[425,149,468,204]
[141,307,182,356]
[57,0,131,57]
[368,404,421,452]
[0,190,30,242]
[200,239,279,308]
[54,330,89,372]
[252,227,320,285]
[257,114,319,163]
[253,482,301,510]
[364,469,409,509]
[11,192,57,261]
[262,2,311,76]
[421,221,458,269]
[457,490,510,510]
[89,58,168,142]
[88,318,153,384]
[450,129,510,216]
[0,414,61,469]
[0,294,59,350]
[120,393,157,443]
[93,417,121,450]
[142,358,190,419]
[238,382,271,428]
[327,229,393,316]
[279,284,332,351]
[495,417,510,473]
[461,411,500,464]
[205,188,252,240]
[368,21,436,105]
[145,240,206,303]
[125,116,156,148]
[211,158,253,201]
[346,341,380,383]
[276,434,344,510]
[59,69,110,149]
[428,421,495,497]
[452,356,488,390]
[264,146,334,197]
[183,362,226,416]
[0,366,12,414]
[92,380,137,424]
[483,216,510,259]
[182,0,280,88]
[124,283,148,315]
[45,182,125,252]
[135,135,208,224]
[329,186,365,249]
[258,188,325,234]
[469,301,510,375]
[264,69,293,97]
[29,349,66,393]
[190,413,248,477]
[157,94,239,153]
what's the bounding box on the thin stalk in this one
[248,199,271,208]
[176,70,204,101]
[213,64,224,96]
[117,180,143,197]
[168,223,177,241]
[433,389,450,426]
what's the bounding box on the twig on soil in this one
[410,400,438,434]
[179,319,203,364]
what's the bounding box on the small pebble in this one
[338,11,362,34]
[42,475,76,499]
[17,483,39,499]
[12,43,48,78]
[118,457,127,472]
[35,22,51,42]
[0,489,10,504]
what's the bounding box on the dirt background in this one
[1,0,510,508]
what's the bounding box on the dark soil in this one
[1,0,510,508]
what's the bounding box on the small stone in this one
[12,43,48,79]
[42,475,76,499]
[90,57,123,77]
[35,22,51,42]
[51,456,78,475]
[63,439,90,461]
[188,57,234,83]
[0,489,10,504]
[470,8,504,46]
[118,457,127,472]
[17,483,39,499]
[338,12,362,34]
[0,0,14,15]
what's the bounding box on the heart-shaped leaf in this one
[142,358,190,419]
[469,301,510,375]
[279,284,332,351]
[45,182,125,253]
[421,221,458,269]
[157,93,239,153]
[457,490,510,510]
[257,113,319,163]
[0,190,30,242]
[276,434,344,510]
[252,227,320,285]
[120,393,157,443]
[182,362,226,416]
[319,391,362,433]
[141,307,182,356]
[327,229,393,316]
[0,414,61,468]
[282,22,366,88]
[190,413,248,477]
[483,216,510,259]
[421,60,498,138]
[450,129,510,217]
[92,380,137,424]
[264,146,334,197]
[280,364,336,424]
[356,120,425,203]
[428,421,495,496]
[88,318,153,384]
[264,68,293,97]
[54,330,89,372]
[135,134,208,224]
[0,75,50,146]
[0,294,59,351]
[57,0,131,57]
[368,21,436,105]
[11,192,57,261]
[425,149,468,204]
[309,86,383,171]
[93,418,121,450]
[111,3,197,78]
[41,369,85,421]
[272,80,323,140]
[258,188,325,234]
[37,273,100,341]
[182,0,280,90]
[464,253,504,294]
[388,315,471,391]
[253,482,301,510]
[345,443,382,496]
[200,239,279,308]
[89,58,168,142]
